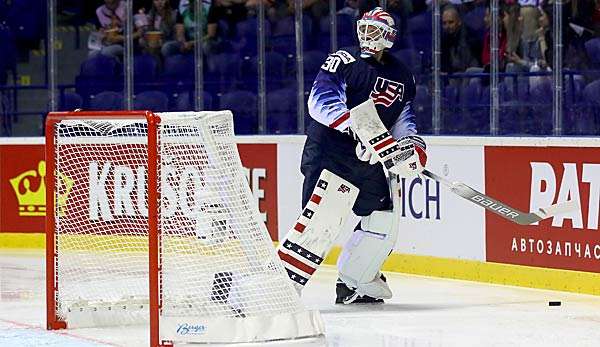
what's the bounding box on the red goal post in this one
[45,110,323,347]
[45,111,163,342]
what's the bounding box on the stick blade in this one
[514,200,580,225]
[536,200,580,219]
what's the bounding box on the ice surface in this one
[2,250,600,347]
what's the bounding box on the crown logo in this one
[56,172,74,217]
[9,161,74,217]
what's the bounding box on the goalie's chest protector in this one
[307,49,416,151]
[340,49,416,130]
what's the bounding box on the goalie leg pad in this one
[337,209,399,299]
[277,169,359,292]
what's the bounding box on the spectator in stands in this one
[566,0,600,37]
[504,4,547,72]
[203,0,248,53]
[141,0,179,59]
[535,7,551,66]
[387,0,411,45]
[338,0,360,18]
[163,0,211,57]
[94,0,142,59]
[306,0,330,19]
[481,6,508,71]
[441,5,482,74]
[504,3,525,68]
[555,0,600,71]
[510,1,547,67]
[207,0,248,35]
[358,0,379,16]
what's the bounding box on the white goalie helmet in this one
[356,7,397,58]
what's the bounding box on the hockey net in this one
[45,111,323,345]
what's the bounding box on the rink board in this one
[1,136,600,294]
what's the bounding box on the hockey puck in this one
[548,301,561,306]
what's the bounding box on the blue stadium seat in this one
[584,38,600,67]
[134,54,159,90]
[243,51,287,91]
[163,54,194,79]
[406,11,432,63]
[234,17,271,56]
[76,54,122,104]
[0,93,11,136]
[583,79,600,106]
[442,84,461,133]
[530,79,552,104]
[303,50,327,83]
[219,90,257,134]
[80,54,121,76]
[0,24,16,85]
[461,79,482,107]
[58,92,83,111]
[565,76,585,105]
[464,6,486,38]
[174,91,214,111]
[271,15,312,54]
[528,79,553,134]
[206,52,241,92]
[89,91,123,110]
[577,79,600,134]
[444,84,459,105]
[134,91,169,111]
[267,88,297,134]
[160,54,195,98]
[6,0,45,42]
[318,14,356,53]
[413,85,431,133]
[392,49,422,74]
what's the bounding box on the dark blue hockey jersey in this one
[307,47,417,152]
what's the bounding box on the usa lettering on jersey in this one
[370,76,405,107]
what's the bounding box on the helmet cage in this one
[356,14,397,57]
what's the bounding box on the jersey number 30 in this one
[321,56,341,73]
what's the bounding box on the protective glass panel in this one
[265,4,302,135]
[561,3,599,135]
[52,1,125,115]
[204,1,260,134]
[404,5,434,134]
[437,3,487,134]
[500,4,553,135]
[1,1,47,136]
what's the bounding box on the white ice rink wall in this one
[1,136,599,295]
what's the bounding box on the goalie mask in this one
[357,7,397,58]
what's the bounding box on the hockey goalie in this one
[277,7,428,304]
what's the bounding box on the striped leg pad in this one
[278,239,325,286]
[277,169,359,289]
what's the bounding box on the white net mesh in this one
[53,118,150,326]
[51,112,310,339]
[157,113,302,319]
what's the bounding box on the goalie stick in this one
[421,169,578,225]
[348,98,579,226]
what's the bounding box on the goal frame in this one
[45,110,166,347]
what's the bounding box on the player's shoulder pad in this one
[320,50,356,73]
[330,50,356,65]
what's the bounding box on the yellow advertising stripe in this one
[0,233,245,256]
[323,246,600,296]
[2,233,599,296]
[0,233,45,249]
